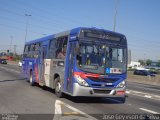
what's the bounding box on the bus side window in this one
[56,36,68,59]
[34,43,40,58]
[27,45,31,58]
[30,44,35,58]
[49,39,57,59]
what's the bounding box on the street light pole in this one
[113,0,119,32]
[24,14,32,44]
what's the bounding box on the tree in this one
[138,60,145,66]
[157,60,160,67]
[146,59,152,66]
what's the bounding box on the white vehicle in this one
[18,61,22,67]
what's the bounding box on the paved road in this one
[127,81,160,95]
[0,64,160,120]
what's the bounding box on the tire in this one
[55,77,63,98]
[29,71,35,86]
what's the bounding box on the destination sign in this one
[84,32,121,41]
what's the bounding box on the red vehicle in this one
[7,56,13,61]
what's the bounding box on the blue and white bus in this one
[22,27,127,102]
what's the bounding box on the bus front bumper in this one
[72,83,126,97]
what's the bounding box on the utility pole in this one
[13,45,17,61]
[24,14,32,44]
[113,0,119,32]
[10,36,13,54]
[14,45,17,55]
[144,53,146,66]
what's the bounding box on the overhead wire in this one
[0,1,159,57]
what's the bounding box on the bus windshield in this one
[76,41,127,74]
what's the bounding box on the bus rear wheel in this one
[55,77,63,98]
[30,71,35,86]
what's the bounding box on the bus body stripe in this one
[35,64,39,83]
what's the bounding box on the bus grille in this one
[91,84,114,87]
[88,77,119,83]
[93,89,111,94]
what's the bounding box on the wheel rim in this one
[30,75,32,83]
[56,81,61,93]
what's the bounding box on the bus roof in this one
[70,27,125,36]
[25,27,125,45]
[25,34,54,45]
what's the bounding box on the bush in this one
[12,55,22,61]
[150,68,156,70]
[127,67,136,71]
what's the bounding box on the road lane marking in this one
[151,94,160,98]
[130,90,143,94]
[126,89,152,95]
[126,91,130,94]
[132,93,160,100]
[126,89,160,101]
[144,95,152,98]
[63,111,80,115]
[139,108,159,114]
[54,100,62,114]
[53,100,97,120]
[128,92,160,101]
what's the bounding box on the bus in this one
[22,27,127,103]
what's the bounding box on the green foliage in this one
[12,55,22,61]
[157,60,160,67]
[138,60,145,66]
[146,59,152,66]
[127,67,136,71]
[150,68,156,70]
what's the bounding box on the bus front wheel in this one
[55,77,63,98]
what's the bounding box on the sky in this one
[0,0,160,61]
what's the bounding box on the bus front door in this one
[65,42,75,94]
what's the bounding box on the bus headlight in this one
[117,81,126,88]
[74,75,89,87]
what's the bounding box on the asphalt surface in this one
[127,81,160,95]
[0,64,160,120]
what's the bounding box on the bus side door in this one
[39,45,47,86]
